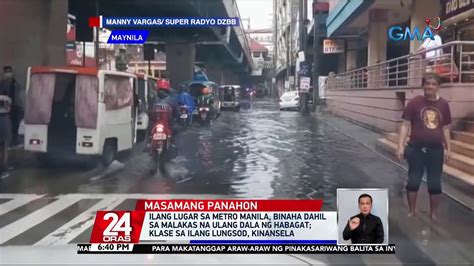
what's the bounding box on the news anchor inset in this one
[342,194,384,244]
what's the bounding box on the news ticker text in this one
[77,244,396,254]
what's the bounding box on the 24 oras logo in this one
[90,211,145,243]
[388,17,442,41]
[102,212,132,242]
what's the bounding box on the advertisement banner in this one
[67,14,96,67]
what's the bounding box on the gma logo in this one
[388,26,435,41]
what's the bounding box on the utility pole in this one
[273,0,278,99]
[286,20,291,92]
[312,0,321,108]
[95,0,100,68]
[297,0,304,92]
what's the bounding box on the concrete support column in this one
[367,9,388,88]
[337,54,346,73]
[203,61,223,84]
[223,69,239,85]
[0,0,68,87]
[346,50,357,71]
[165,42,195,88]
[367,9,388,66]
[204,62,240,85]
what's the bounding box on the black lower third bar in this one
[77,244,396,254]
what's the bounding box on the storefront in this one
[440,0,474,41]
[439,0,474,81]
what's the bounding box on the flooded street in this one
[0,101,473,265]
[1,101,379,203]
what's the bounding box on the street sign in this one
[323,39,344,54]
[299,62,311,77]
[300,77,311,93]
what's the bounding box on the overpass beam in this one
[204,64,240,85]
[204,60,225,84]
[222,69,240,85]
[166,42,195,88]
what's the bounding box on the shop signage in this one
[323,39,344,54]
[299,77,311,93]
[441,0,474,20]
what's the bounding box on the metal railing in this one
[329,41,474,90]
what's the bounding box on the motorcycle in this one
[179,105,191,128]
[148,104,173,174]
[197,105,212,125]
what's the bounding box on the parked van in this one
[24,66,138,166]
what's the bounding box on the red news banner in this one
[79,199,395,254]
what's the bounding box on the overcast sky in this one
[237,0,273,29]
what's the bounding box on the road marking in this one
[0,193,45,199]
[35,197,125,246]
[52,193,226,199]
[0,193,225,246]
[0,194,45,215]
[0,195,81,245]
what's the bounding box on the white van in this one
[24,66,138,166]
[219,85,241,111]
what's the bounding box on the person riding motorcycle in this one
[146,79,179,149]
[177,84,195,124]
[197,86,215,118]
[197,86,212,103]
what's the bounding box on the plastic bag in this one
[433,59,459,81]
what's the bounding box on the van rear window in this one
[75,75,98,129]
[25,74,56,124]
[104,76,133,110]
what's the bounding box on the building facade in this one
[246,29,274,58]
[321,0,474,194]
[273,0,303,97]
[324,0,474,132]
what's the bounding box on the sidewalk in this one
[318,110,474,210]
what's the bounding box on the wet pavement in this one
[0,100,473,265]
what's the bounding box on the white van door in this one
[102,74,135,152]
[75,75,100,155]
[24,72,56,152]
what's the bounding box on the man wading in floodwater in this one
[397,73,452,221]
